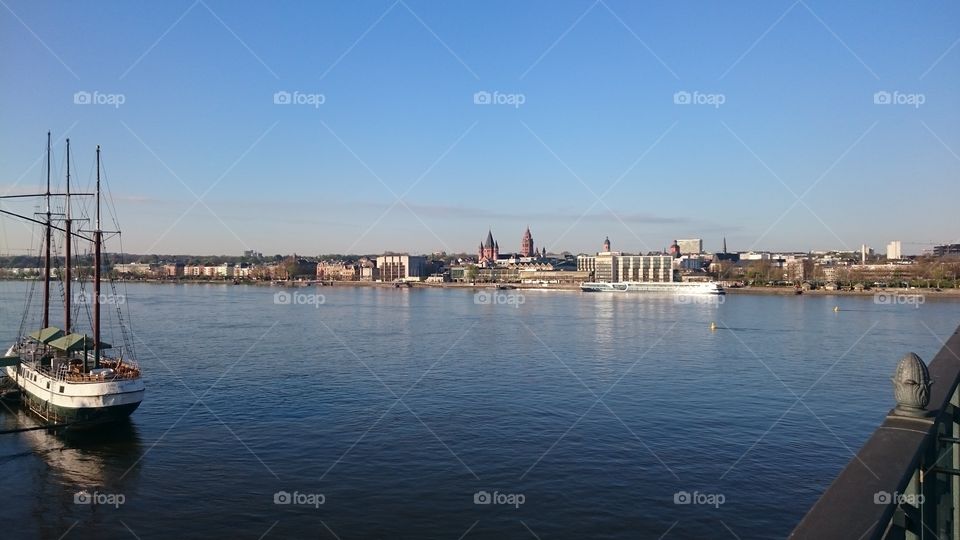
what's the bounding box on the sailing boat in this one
[0,133,144,427]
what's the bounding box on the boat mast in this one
[42,131,52,329]
[64,139,72,333]
[93,146,102,370]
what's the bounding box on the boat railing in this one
[790,324,960,539]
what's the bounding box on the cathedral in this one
[479,230,499,262]
[520,227,535,257]
[478,227,540,263]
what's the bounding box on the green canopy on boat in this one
[47,333,111,352]
[29,327,64,344]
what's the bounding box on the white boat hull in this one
[3,346,144,426]
[580,281,725,294]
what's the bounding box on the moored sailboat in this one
[0,134,144,427]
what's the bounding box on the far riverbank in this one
[6,278,959,297]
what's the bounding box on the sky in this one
[0,0,958,256]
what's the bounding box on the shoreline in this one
[7,278,959,297]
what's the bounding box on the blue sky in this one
[1,0,957,256]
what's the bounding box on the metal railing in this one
[791,324,960,539]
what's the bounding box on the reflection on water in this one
[0,405,142,540]
[0,283,957,539]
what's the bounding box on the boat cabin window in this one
[59,386,64,393]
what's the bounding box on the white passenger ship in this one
[580,281,725,294]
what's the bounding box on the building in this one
[316,261,359,281]
[113,263,153,275]
[163,263,184,277]
[887,241,902,260]
[520,227,535,258]
[934,244,960,257]
[478,230,499,263]
[578,238,675,282]
[376,254,426,281]
[676,239,703,255]
[578,253,675,282]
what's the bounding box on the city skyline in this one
[1,1,958,255]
